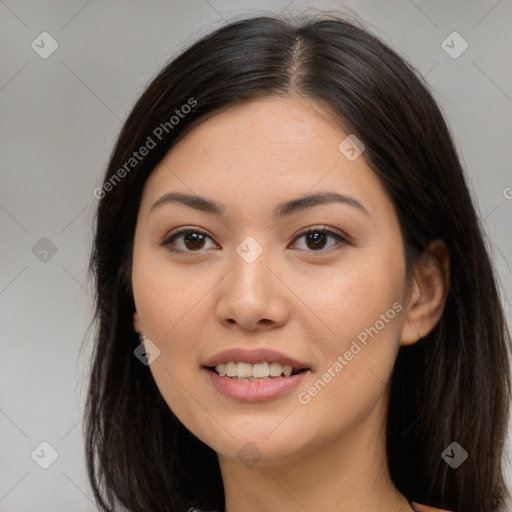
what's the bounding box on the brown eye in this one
[160,226,348,254]
[160,228,217,253]
[291,227,348,252]
[183,232,206,250]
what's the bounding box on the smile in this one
[211,361,306,380]
[204,364,310,402]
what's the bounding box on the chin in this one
[193,420,316,467]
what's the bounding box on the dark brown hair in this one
[85,12,512,512]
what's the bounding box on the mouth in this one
[203,363,310,402]
[202,348,311,401]
[206,361,309,381]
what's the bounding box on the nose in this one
[215,246,290,332]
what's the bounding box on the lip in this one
[204,367,310,402]
[203,348,310,370]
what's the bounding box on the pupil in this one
[185,233,205,249]
[307,232,326,250]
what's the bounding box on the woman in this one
[85,12,511,512]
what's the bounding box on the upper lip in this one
[203,348,310,371]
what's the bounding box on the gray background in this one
[1,0,511,510]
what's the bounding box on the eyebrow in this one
[149,191,370,218]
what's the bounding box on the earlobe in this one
[400,240,450,346]
[133,311,141,333]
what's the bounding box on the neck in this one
[217,397,409,512]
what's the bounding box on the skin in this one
[131,96,451,512]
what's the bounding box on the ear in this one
[400,240,450,346]
[133,310,141,333]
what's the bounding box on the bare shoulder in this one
[411,503,453,512]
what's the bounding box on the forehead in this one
[169,96,348,172]
[140,96,393,221]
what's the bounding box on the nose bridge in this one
[231,235,273,299]
[235,234,266,269]
[215,235,289,329]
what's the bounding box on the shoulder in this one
[411,503,454,512]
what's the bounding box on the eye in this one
[160,225,349,254]
[290,226,348,252]
[160,227,218,253]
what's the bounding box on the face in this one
[131,96,411,466]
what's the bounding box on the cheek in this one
[295,254,406,419]
[132,254,208,421]
[131,248,216,387]
[133,247,206,338]
[292,263,404,433]
[302,248,404,347]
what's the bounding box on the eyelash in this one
[160,225,349,254]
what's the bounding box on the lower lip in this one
[204,368,310,402]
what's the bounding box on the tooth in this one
[252,362,270,378]
[269,362,283,377]
[236,362,252,378]
[216,363,226,376]
[220,361,296,379]
[226,362,237,377]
